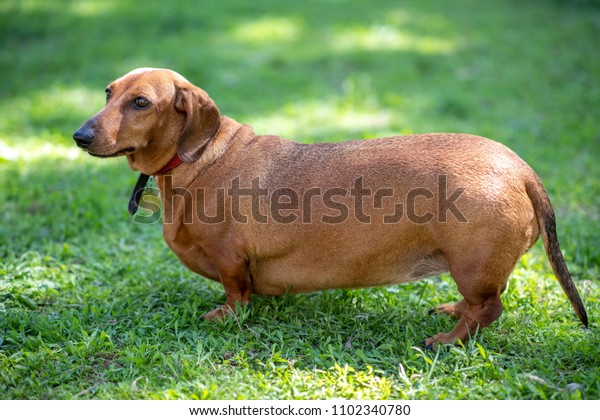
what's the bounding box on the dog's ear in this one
[174,85,221,163]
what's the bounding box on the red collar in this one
[152,154,184,176]
[128,154,184,215]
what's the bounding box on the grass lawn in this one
[1,0,599,399]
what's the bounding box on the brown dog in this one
[73,68,588,348]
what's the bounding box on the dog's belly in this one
[249,246,449,295]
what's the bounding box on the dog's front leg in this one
[203,261,253,321]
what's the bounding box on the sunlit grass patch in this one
[0,139,81,162]
[0,85,101,141]
[232,16,303,44]
[69,0,117,17]
[330,24,460,55]
[248,96,395,142]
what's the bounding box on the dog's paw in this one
[203,306,230,321]
[422,339,435,351]
[423,332,455,351]
[423,337,438,351]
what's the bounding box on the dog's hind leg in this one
[424,295,503,349]
[424,250,515,349]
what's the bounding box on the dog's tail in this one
[526,177,588,327]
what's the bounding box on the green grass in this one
[1,0,599,400]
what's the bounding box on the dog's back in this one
[202,133,538,295]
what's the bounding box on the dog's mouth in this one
[88,147,136,158]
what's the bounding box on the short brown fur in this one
[74,68,588,348]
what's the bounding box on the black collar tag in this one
[128,173,151,215]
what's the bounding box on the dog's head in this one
[73,68,221,173]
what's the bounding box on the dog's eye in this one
[105,89,111,103]
[134,96,150,109]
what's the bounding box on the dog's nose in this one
[73,128,94,149]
